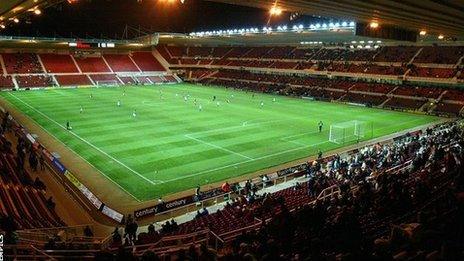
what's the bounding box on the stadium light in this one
[0,24,5,29]
[438,34,444,40]
[269,6,283,16]
[419,30,427,36]
[369,21,379,29]
[13,18,19,23]
[33,9,42,15]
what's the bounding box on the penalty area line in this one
[184,134,254,160]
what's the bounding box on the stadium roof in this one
[207,0,464,36]
[0,0,60,21]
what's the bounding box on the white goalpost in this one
[329,120,367,144]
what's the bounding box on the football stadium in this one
[0,0,463,259]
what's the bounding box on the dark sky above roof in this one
[2,0,329,39]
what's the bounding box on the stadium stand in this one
[373,46,420,62]
[2,53,44,74]
[74,56,111,73]
[103,54,140,72]
[55,75,92,86]
[89,74,120,84]
[0,132,65,230]
[39,54,79,73]
[131,52,166,72]
[414,46,464,64]
[408,66,457,78]
[15,75,54,88]
[384,97,426,110]
[119,76,136,85]
[0,75,14,89]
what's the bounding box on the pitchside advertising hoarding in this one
[0,233,3,261]
[134,187,225,219]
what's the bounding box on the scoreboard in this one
[68,41,115,49]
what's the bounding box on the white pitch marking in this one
[7,92,163,186]
[164,140,330,183]
[184,134,254,160]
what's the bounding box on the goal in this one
[329,120,368,144]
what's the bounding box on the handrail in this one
[30,244,58,261]
[18,223,94,234]
[209,229,224,244]
[219,220,263,239]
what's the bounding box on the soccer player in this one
[199,104,202,111]
[184,96,188,102]
[273,97,276,102]
[66,121,72,130]
[318,121,324,133]
[89,93,93,99]
[117,100,121,107]
[79,106,83,114]
[213,95,216,101]
[216,101,220,107]
[260,101,264,108]
[194,99,197,106]
[123,90,126,96]
[132,109,137,118]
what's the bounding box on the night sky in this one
[2,0,332,39]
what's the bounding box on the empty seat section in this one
[40,54,78,73]
[163,75,177,83]
[55,75,92,86]
[16,75,53,88]
[103,54,139,72]
[384,97,425,109]
[434,102,463,115]
[2,53,43,74]
[131,52,166,71]
[408,67,456,78]
[414,46,464,64]
[0,75,14,89]
[74,57,111,73]
[90,74,120,84]
[136,76,152,84]
[119,76,136,84]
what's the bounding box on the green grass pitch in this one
[0,83,440,201]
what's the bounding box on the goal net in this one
[95,80,119,87]
[329,120,367,144]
